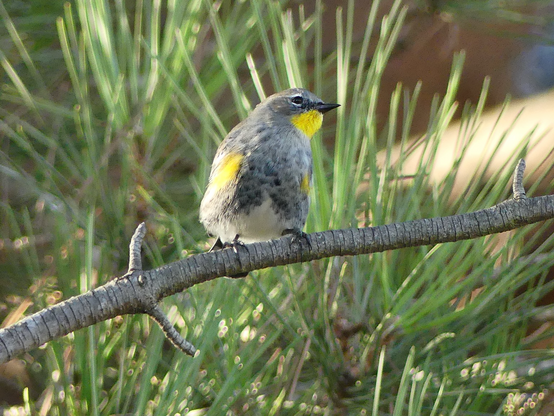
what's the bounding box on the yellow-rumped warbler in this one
[199,88,339,257]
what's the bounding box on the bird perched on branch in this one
[199,88,339,273]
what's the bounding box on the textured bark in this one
[1,164,553,362]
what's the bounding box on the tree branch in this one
[0,160,553,363]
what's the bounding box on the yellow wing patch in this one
[210,152,243,191]
[300,173,311,194]
[291,110,323,138]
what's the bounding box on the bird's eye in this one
[291,95,304,106]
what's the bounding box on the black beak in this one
[315,102,340,114]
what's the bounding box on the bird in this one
[199,87,339,274]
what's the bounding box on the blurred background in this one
[1,0,554,414]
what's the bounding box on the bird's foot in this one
[209,235,245,253]
[208,235,248,278]
[282,228,312,250]
[228,235,246,254]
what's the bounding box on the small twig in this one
[128,222,146,272]
[125,222,197,355]
[147,305,197,356]
[513,159,527,200]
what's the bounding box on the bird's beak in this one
[315,102,340,114]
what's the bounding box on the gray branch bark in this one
[0,160,552,363]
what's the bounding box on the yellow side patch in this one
[300,174,311,194]
[210,152,243,191]
[291,110,323,138]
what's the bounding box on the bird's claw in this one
[227,235,246,253]
[283,228,312,250]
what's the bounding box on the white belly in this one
[216,198,286,244]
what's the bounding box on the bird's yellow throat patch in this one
[291,110,323,138]
[210,152,243,190]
